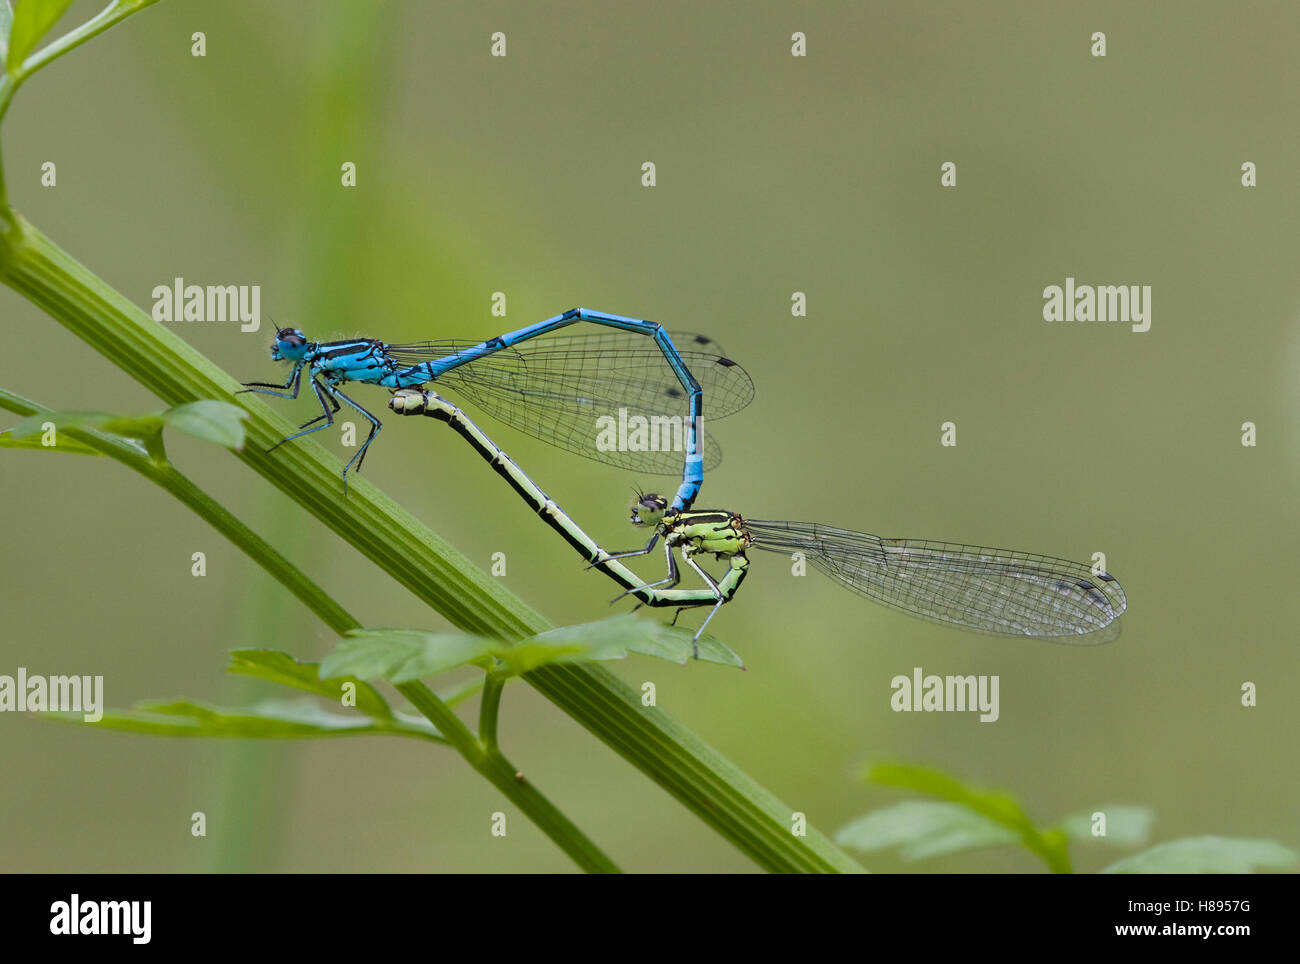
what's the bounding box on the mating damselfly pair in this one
[243,308,1126,651]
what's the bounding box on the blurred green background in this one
[2,0,1297,872]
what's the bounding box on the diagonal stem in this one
[0,383,619,872]
[0,212,862,873]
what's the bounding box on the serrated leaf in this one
[1103,836,1297,874]
[528,614,744,668]
[227,649,392,719]
[162,400,248,450]
[326,616,745,684]
[0,427,103,455]
[322,630,498,683]
[862,761,1072,871]
[865,762,1036,832]
[47,697,440,740]
[836,801,1019,860]
[7,0,76,71]
[1057,805,1155,847]
[489,637,591,675]
[906,821,1023,860]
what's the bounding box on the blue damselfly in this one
[241,308,752,507]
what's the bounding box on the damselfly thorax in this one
[662,509,754,560]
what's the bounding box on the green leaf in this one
[48,697,440,741]
[9,409,166,464]
[488,637,597,675]
[7,0,75,71]
[0,426,102,455]
[1103,836,1298,874]
[323,630,504,683]
[866,762,1036,829]
[325,616,745,684]
[1056,805,1155,847]
[6,401,245,464]
[227,649,392,719]
[836,801,1019,860]
[528,614,745,668]
[161,400,248,450]
[863,761,1071,872]
[8,409,161,441]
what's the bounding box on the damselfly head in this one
[629,492,669,527]
[270,328,309,361]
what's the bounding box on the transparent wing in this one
[744,519,1126,641]
[387,330,753,475]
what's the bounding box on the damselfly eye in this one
[277,328,306,347]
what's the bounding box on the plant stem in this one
[17,1,162,81]
[0,383,618,871]
[0,385,355,636]
[0,0,862,873]
[399,680,619,873]
[479,673,506,753]
[0,2,161,206]
[1031,832,1073,874]
[0,212,861,873]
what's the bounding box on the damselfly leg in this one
[609,539,681,602]
[238,360,305,399]
[330,384,383,485]
[239,360,342,454]
[586,531,660,570]
[264,375,338,452]
[682,553,728,645]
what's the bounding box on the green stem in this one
[16,1,162,81]
[0,212,861,873]
[0,383,617,871]
[0,2,161,206]
[0,385,355,636]
[1031,832,1073,874]
[479,673,506,753]
[0,73,13,206]
[0,0,863,873]
[398,680,618,873]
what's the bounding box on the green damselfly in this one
[390,389,1126,654]
[616,495,1126,647]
